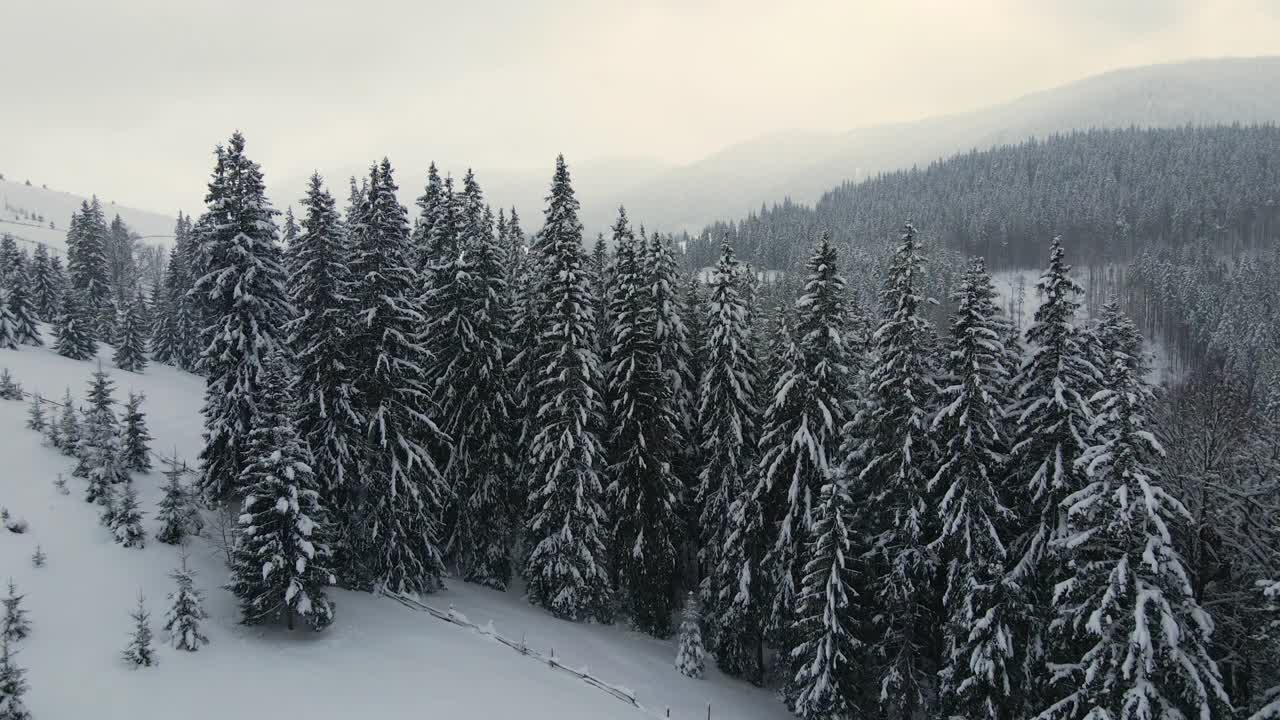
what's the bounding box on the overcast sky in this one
[5,0,1280,216]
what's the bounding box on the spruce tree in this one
[28,548,44,569]
[56,388,79,456]
[112,293,148,372]
[78,366,127,503]
[1008,237,1100,710]
[0,638,29,720]
[121,392,152,472]
[412,162,446,266]
[790,476,864,720]
[697,242,764,681]
[855,223,941,717]
[757,235,856,653]
[194,132,291,500]
[344,158,450,594]
[604,225,683,636]
[67,198,113,339]
[0,292,17,351]
[122,593,156,667]
[523,156,613,621]
[29,243,61,322]
[930,257,1020,720]
[149,246,184,366]
[286,173,359,561]
[227,352,336,629]
[422,173,517,590]
[0,583,28,644]
[678,276,708,561]
[156,464,201,545]
[425,175,462,265]
[164,555,209,651]
[6,275,40,347]
[53,289,96,360]
[1041,305,1228,720]
[111,482,146,548]
[23,395,45,433]
[0,237,18,288]
[675,592,706,679]
[0,370,19,400]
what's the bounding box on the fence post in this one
[707,703,711,720]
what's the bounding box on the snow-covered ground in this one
[0,179,175,255]
[0,330,787,720]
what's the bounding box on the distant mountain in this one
[0,178,176,255]
[592,56,1280,233]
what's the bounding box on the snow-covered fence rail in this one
[385,591,665,715]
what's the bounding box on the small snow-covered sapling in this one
[1,581,29,643]
[122,593,156,668]
[52,474,69,495]
[29,547,44,569]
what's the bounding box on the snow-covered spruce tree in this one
[24,395,45,433]
[112,294,148,373]
[343,158,449,595]
[0,370,19,400]
[155,464,201,545]
[121,392,152,472]
[194,132,291,501]
[855,222,941,717]
[523,156,613,622]
[675,591,706,679]
[424,175,462,267]
[411,161,445,265]
[929,256,1021,720]
[1008,237,1100,710]
[29,548,44,569]
[1040,304,1228,720]
[164,555,209,651]
[30,243,62,323]
[227,351,336,629]
[790,475,864,720]
[53,289,96,361]
[67,198,114,340]
[56,388,79,456]
[285,173,359,565]
[122,594,155,668]
[111,482,146,548]
[0,292,17,351]
[696,242,764,678]
[0,237,17,286]
[1,582,28,643]
[422,173,518,591]
[506,203,544,529]
[756,234,856,656]
[591,231,610,355]
[6,274,40,347]
[603,225,684,636]
[149,245,185,366]
[0,637,30,720]
[677,275,708,569]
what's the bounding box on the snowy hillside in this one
[0,331,786,720]
[0,179,175,255]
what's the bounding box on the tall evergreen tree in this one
[412,162,446,265]
[29,243,61,322]
[228,352,336,630]
[523,156,613,622]
[696,242,764,679]
[66,198,113,339]
[604,226,683,636]
[930,257,1020,720]
[423,173,517,590]
[790,476,864,720]
[121,392,152,472]
[53,289,96,360]
[0,236,19,287]
[112,293,148,372]
[756,235,856,655]
[156,464,201,545]
[286,174,359,567]
[1008,237,1100,710]
[149,246,184,366]
[0,291,16,351]
[6,274,40,347]
[1041,304,1228,720]
[854,223,941,718]
[344,158,449,594]
[106,214,137,322]
[194,132,291,500]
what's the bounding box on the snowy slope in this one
[0,333,786,720]
[0,179,175,255]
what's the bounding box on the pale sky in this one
[5,0,1280,217]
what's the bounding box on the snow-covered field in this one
[0,179,175,255]
[0,330,787,720]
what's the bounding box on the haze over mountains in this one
[467,56,1280,236]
